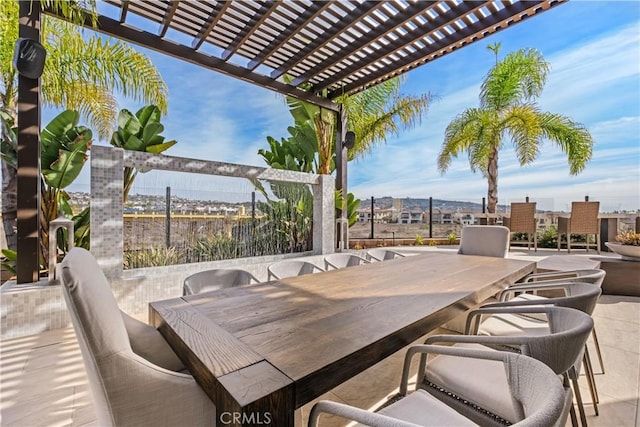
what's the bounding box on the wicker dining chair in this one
[519,269,607,374]
[504,202,537,251]
[557,201,600,253]
[267,259,324,280]
[183,268,260,296]
[309,345,569,427]
[422,306,591,427]
[476,281,602,426]
[366,248,406,262]
[324,253,370,270]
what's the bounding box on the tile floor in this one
[1,295,638,427]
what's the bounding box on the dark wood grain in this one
[152,253,535,426]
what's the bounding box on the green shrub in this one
[124,247,185,269]
[538,226,558,248]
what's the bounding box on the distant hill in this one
[357,196,508,212]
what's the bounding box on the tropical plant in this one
[537,225,558,248]
[265,76,429,237]
[438,44,594,216]
[1,248,16,275]
[335,190,361,227]
[39,110,92,264]
[258,122,317,173]
[124,247,184,269]
[109,105,177,202]
[192,234,239,261]
[336,78,431,161]
[1,0,168,252]
[414,234,424,246]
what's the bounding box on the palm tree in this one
[1,0,168,251]
[337,78,431,162]
[284,76,431,175]
[438,44,594,215]
[261,77,431,230]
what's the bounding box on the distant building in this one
[453,210,476,225]
[399,210,424,224]
[432,209,455,224]
[357,207,395,223]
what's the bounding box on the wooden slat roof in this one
[45,0,564,109]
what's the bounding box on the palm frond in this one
[42,81,118,139]
[42,19,168,115]
[481,48,549,110]
[539,112,594,174]
[439,108,492,173]
[341,78,431,158]
[503,104,543,165]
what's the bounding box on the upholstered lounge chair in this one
[457,225,510,258]
[60,248,216,426]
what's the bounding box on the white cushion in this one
[369,389,478,426]
[425,343,516,423]
[509,294,549,321]
[478,312,550,337]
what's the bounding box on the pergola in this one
[15,0,563,282]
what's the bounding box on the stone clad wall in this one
[91,147,335,279]
[0,251,333,340]
[2,148,336,339]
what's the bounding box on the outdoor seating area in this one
[2,241,639,426]
[2,1,638,426]
[1,266,638,426]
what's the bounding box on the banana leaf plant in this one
[110,105,176,202]
[40,110,92,265]
[335,190,361,227]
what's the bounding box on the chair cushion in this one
[509,294,549,321]
[425,343,516,423]
[478,312,550,337]
[121,312,186,372]
[371,389,478,426]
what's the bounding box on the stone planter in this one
[605,242,640,261]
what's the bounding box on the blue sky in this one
[65,1,640,212]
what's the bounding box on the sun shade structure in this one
[14,0,565,282]
[49,0,563,108]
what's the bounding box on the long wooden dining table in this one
[150,252,536,426]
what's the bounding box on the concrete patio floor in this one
[1,293,638,427]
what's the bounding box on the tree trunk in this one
[486,149,499,224]
[314,114,334,175]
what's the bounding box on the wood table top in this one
[150,252,535,425]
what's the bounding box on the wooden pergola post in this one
[16,1,42,283]
[335,106,348,250]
